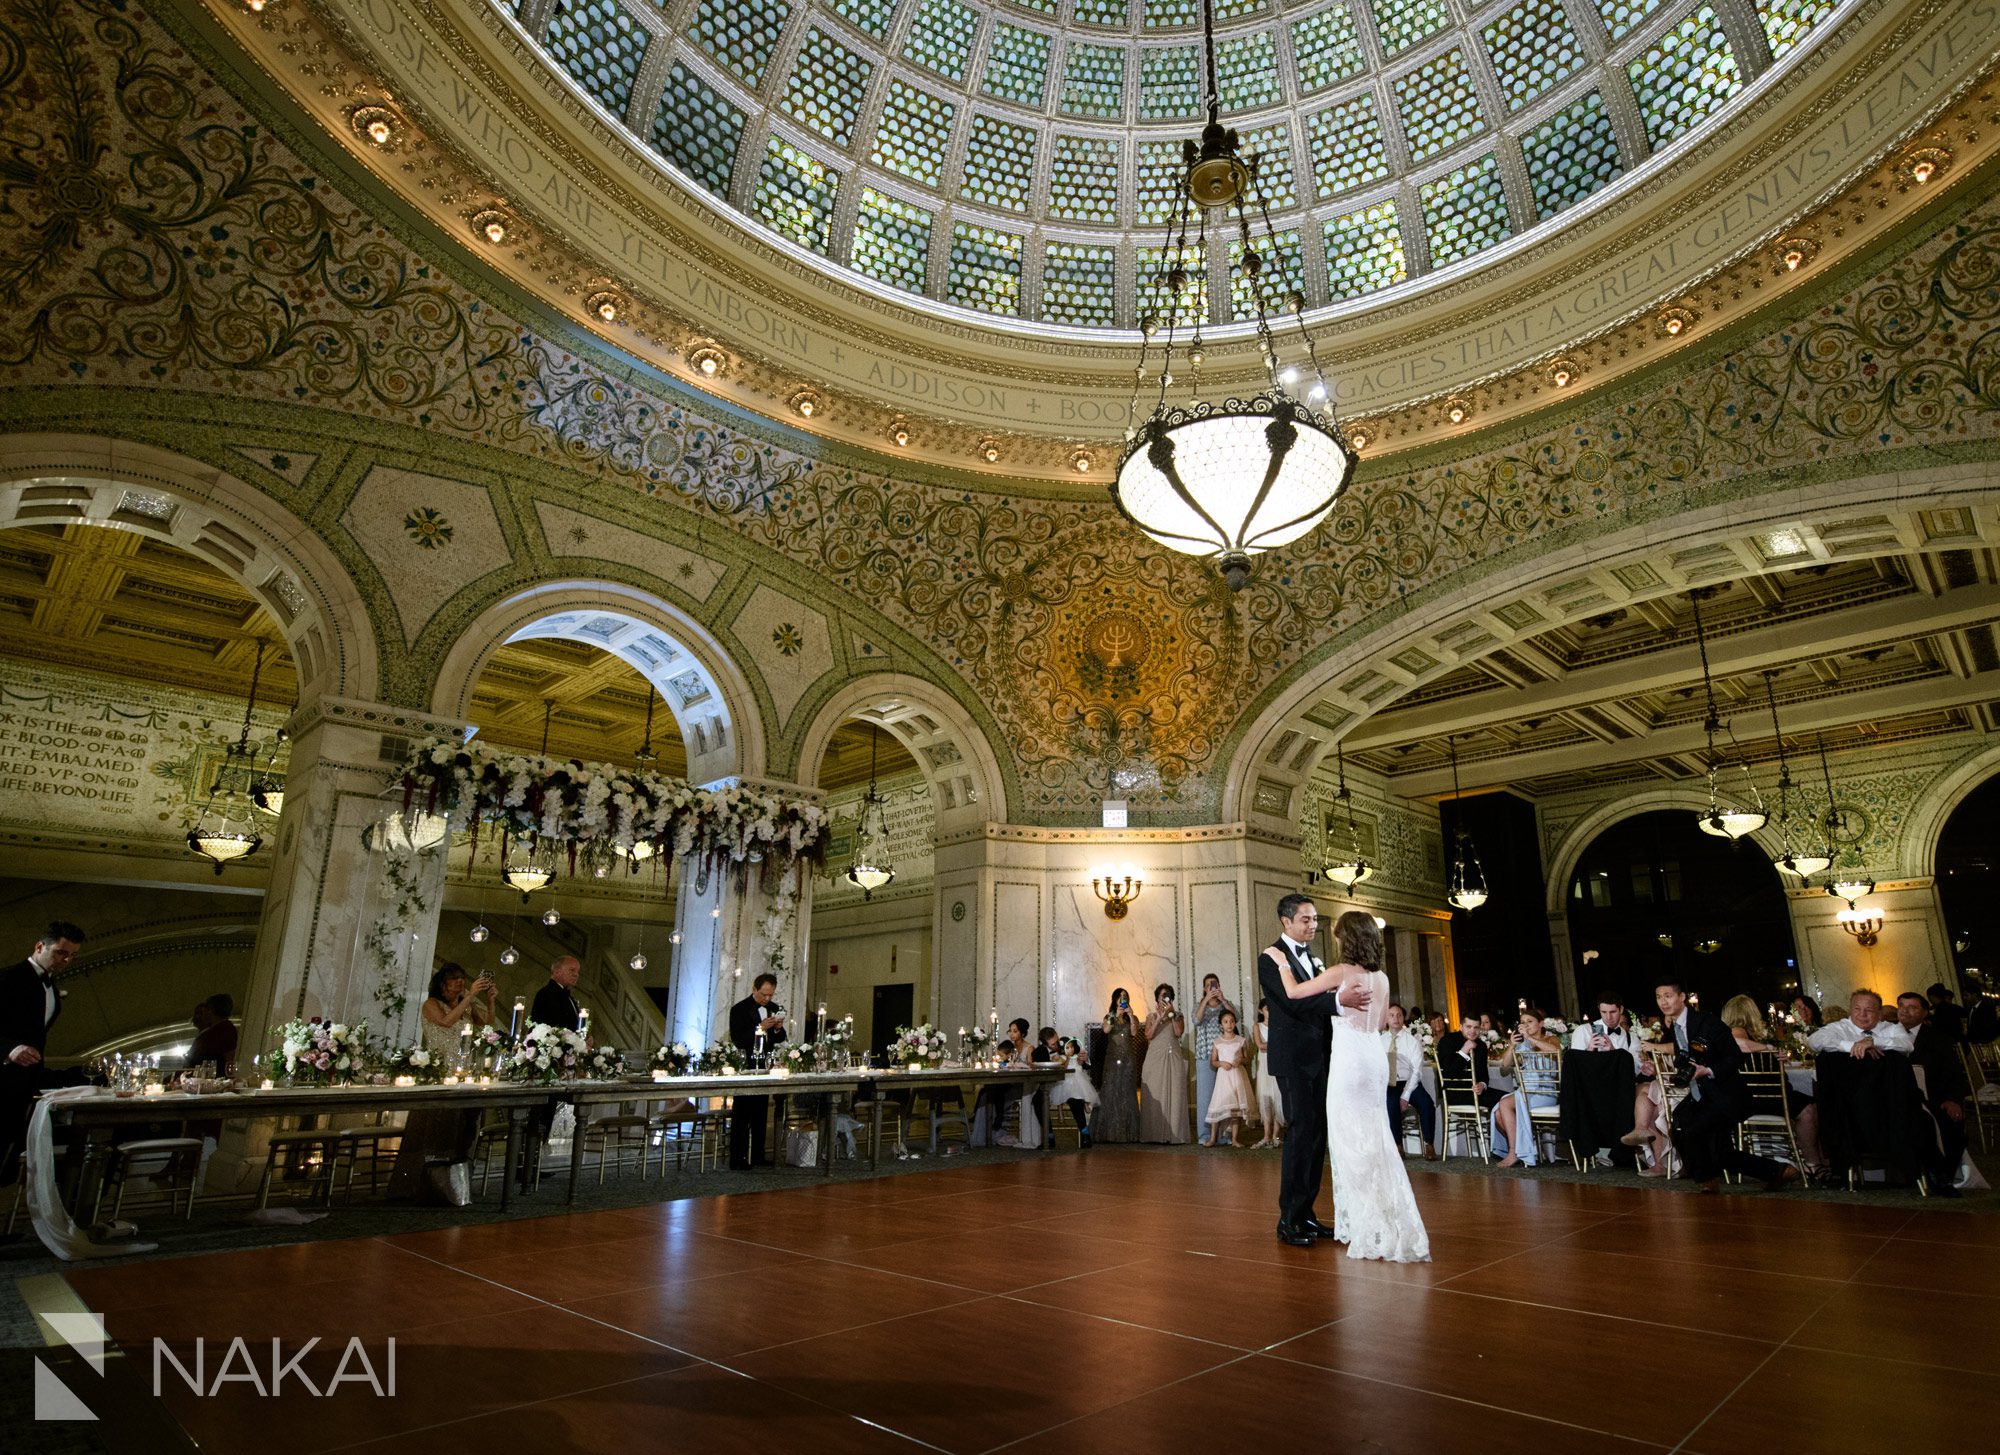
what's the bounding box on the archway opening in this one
[1566,810,1800,1013]
[1936,771,2000,1009]
[0,520,296,1060]
[807,712,928,1058]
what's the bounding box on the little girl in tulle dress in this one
[1204,1011,1256,1147]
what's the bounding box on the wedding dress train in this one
[1326,968,1431,1263]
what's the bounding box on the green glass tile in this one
[1137,240,1208,328]
[1143,0,1199,26]
[1073,0,1130,24]
[1628,6,1742,148]
[781,29,875,147]
[1420,152,1511,267]
[1229,228,1304,319]
[1240,122,1297,209]
[1524,89,1622,218]
[755,138,840,254]
[1323,200,1407,300]
[960,115,1039,213]
[652,63,745,195]
[1305,93,1390,197]
[947,222,1024,315]
[1219,32,1281,113]
[1594,0,1664,41]
[983,23,1053,107]
[1009,0,1057,12]
[688,0,790,87]
[544,0,648,119]
[1394,49,1487,162]
[1061,41,1127,118]
[1042,240,1120,325]
[827,0,899,39]
[1757,0,1839,59]
[1483,0,1585,112]
[851,187,933,293]
[1370,0,1451,55]
[1135,138,1188,223]
[1139,46,1202,120]
[901,0,981,81]
[1049,135,1124,221]
[1291,5,1366,95]
[872,79,956,186]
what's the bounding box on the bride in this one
[1281,910,1430,1263]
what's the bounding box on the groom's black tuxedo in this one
[1258,936,1342,1234]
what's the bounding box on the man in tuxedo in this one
[727,974,786,1169]
[1,921,87,1176]
[1437,1015,1502,1109]
[1898,991,1969,1195]
[530,956,584,1032]
[1258,893,1369,1246]
[1656,979,1799,1194]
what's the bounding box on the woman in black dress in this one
[1093,987,1143,1143]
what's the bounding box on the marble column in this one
[665,844,817,1051]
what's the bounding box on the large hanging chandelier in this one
[186,641,269,874]
[844,723,896,900]
[1444,737,1488,912]
[1313,742,1372,889]
[1762,672,1829,879]
[1812,730,1872,903]
[1109,0,1356,592]
[249,727,288,817]
[1688,592,1767,840]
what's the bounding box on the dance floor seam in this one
[40,1151,1996,1455]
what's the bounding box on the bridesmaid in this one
[1094,987,1143,1143]
[1139,983,1190,1144]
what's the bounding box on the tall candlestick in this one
[509,996,525,1041]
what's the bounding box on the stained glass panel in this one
[1394,49,1486,162]
[851,187,933,293]
[755,138,841,254]
[947,222,1024,314]
[688,0,790,87]
[544,0,648,118]
[1482,1,1585,111]
[1061,42,1127,119]
[1323,200,1407,300]
[872,79,956,186]
[1049,136,1124,221]
[1524,90,1622,217]
[653,63,745,195]
[1421,152,1511,266]
[781,29,874,147]
[960,115,1040,213]
[983,23,1053,108]
[1628,6,1742,149]
[1042,241,1121,325]
[1306,93,1391,198]
[1291,5,1366,94]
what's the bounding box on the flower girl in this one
[1203,1010,1256,1147]
[1052,1034,1099,1146]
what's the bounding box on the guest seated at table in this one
[1565,992,1664,1171]
[1657,979,1799,1195]
[1437,1016,1502,1111]
[421,963,496,1058]
[1492,1009,1563,1169]
[1789,994,1824,1032]
[1807,990,1930,1186]
[1383,1004,1436,1160]
[1717,994,1828,1180]
[1923,983,1967,1043]
[187,993,238,1071]
[974,1018,1034,1147]
[1898,991,1969,1195]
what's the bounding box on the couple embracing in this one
[1258,894,1430,1263]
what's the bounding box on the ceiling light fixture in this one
[1108,0,1355,593]
[1657,305,1697,338]
[890,417,910,447]
[1546,358,1577,389]
[1762,672,1829,880]
[1313,741,1372,889]
[250,725,288,817]
[1775,236,1818,272]
[789,388,822,419]
[1688,591,1767,840]
[1444,736,1488,912]
[1443,396,1471,426]
[471,208,509,245]
[348,104,397,148]
[844,722,896,900]
[979,438,1000,463]
[584,288,624,323]
[187,641,270,873]
[686,342,729,378]
[1902,145,1951,185]
[1812,730,1870,903]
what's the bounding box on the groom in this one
[1258,892,1371,1247]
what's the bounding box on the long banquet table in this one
[47,1063,1067,1217]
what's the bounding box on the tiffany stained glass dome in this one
[512,0,1852,329]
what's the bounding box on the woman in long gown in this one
[1283,912,1430,1263]
[1138,983,1190,1143]
[1094,988,1144,1143]
[389,964,497,1199]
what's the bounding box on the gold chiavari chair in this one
[1641,1047,1684,1177]
[1431,1048,1489,1161]
[1960,1042,1995,1153]
[1733,1050,1803,1182]
[1513,1048,1577,1169]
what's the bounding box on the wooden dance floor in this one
[43,1152,1997,1453]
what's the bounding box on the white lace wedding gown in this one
[1327,969,1431,1263]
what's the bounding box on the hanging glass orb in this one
[469,923,490,944]
[669,929,684,945]
[540,907,561,927]
[629,951,649,972]
[499,945,520,966]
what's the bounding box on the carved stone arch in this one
[1539,788,1791,919]
[1900,738,2000,882]
[428,581,761,785]
[0,433,381,700]
[794,674,1008,834]
[1222,464,2000,836]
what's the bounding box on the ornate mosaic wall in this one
[1,0,1999,827]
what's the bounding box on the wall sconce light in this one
[1346,421,1374,452]
[889,416,911,447]
[789,388,823,419]
[1837,906,1883,946]
[1070,448,1095,474]
[1092,866,1143,921]
[1442,396,1472,426]
[979,438,1001,463]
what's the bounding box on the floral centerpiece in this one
[1540,1017,1571,1038]
[697,1040,746,1075]
[1478,1027,1505,1053]
[584,1046,626,1080]
[651,1042,694,1076]
[892,1023,948,1069]
[273,1017,373,1084]
[380,1044,443,1084]
[500,1022,588,1084]
[1406,1018,1435,1052]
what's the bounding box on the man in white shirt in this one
[1571,997,1647,1069]
[1382,1004,1436,1160]
[1807,990,1914,1057]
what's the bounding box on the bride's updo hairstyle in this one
[1333,911,1383,972]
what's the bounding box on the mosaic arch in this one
[1219,467,2000,833]
[428,584,760,787]
[513,0,1855,325]
[794,673,1011,831]
[0,437,381,703]
[1901,738,2000,881]
[1538,786,1795,916]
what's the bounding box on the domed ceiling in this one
[516,0,1849,328]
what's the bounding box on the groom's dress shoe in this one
[1301,1218,1337,1240]
[1275,1222,1314,1247]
